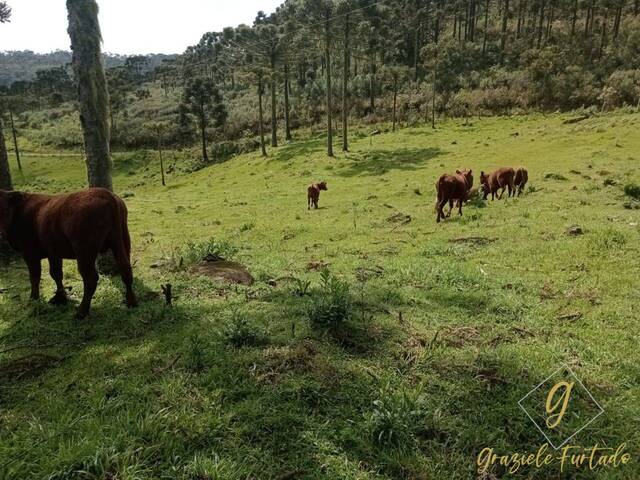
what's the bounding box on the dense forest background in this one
[1,0,639,159]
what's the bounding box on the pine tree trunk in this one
[325,14,334,158]
[270,53,278,148]
[9,110,21,172]
[200,110,209,163]
[258,77,267,157]
[613,1,624,38]
[599,9,608,56]
[501,0,510,55]
[368,54,376,114]
[158,133,166,186]
[342,14,349,152]
[537,0,546,48]
[483,0,490,55]
[0,118,12,191]
[392,77,398,132]
[66,0,113,190]
[284,64,292,142]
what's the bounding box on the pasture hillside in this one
[1,112,639,479]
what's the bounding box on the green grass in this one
[1,112,639,479]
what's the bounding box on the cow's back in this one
[26,188,123,259]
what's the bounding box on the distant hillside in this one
[0,50,177,86]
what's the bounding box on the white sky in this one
[0,0,283,55]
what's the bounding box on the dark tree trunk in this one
[501,0,510,55]
[546,1,555,40]
[284,64,292,142]
[199,108,209,163]
[158,133,166,186]
[270,53,278,148]
[258,76,267,157]
[66,0,113,190]
[468,0,477,41]
[599,9,609,56]
[0,118,12,191]
[9,110,21,172]
[325,13,333,157]
[342,14,349,152]
[537,0,546,48]
[483,0,490,55]
[392,77,398,132]
[613,1,624,39]
[369,57,376,114]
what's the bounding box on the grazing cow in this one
[0,188,138,318]
[514,167,529,196]
[308,182,328,210]
[435,169,474,223]
[480,167,516,200]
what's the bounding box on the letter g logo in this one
[545,381,574,429]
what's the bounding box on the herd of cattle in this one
[0,166,528,319]
[308,166,529,223]
[435,166,528,223]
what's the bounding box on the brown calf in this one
[514,167,529,196]
[308,182,328,210]
[480,167,516,200]
[435,169,474,223]
[0,188,138,318]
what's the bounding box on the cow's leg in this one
[308,196,311,210]
[458,200,463,216]
[48,257,68,305]
[436,198,445,223]
[112,248,138,309]
[76,255,99,319]
[26,257,41,301]
[446,199,454,217]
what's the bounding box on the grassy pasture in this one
[0,112,639,479]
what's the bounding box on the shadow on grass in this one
[271,135,327,163]
[338,147,445,177]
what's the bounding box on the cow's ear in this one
[469,170,472,175]
[456,169,461,174]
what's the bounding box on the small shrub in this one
[183,453,247,480]
[624,183,640,200]
[545,173,568,181]
[172,238,238,270]
[184,334,207,372]
[306,269,352,327]
[222,311,265,347]
[239,222,255,232]
[364,382,428,448]
[589,228,628,251]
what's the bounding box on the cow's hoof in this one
[49,292,69,306]
[126,294,139,309]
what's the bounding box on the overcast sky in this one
[0,0,283,55]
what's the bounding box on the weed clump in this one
[171,238,238,270]
[306,269,352,328]
[624,183,640,200]
[222,310,266,347]
[364,382,428,448]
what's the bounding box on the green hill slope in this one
[1,113,639,479]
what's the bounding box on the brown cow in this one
[308,182,328,210]
[480,167,516,200]
[0,188,138,318]
[435,169,474,223]
[514,167,529,196]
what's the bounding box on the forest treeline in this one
[0,51,175,87]
[1,0,640,159]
